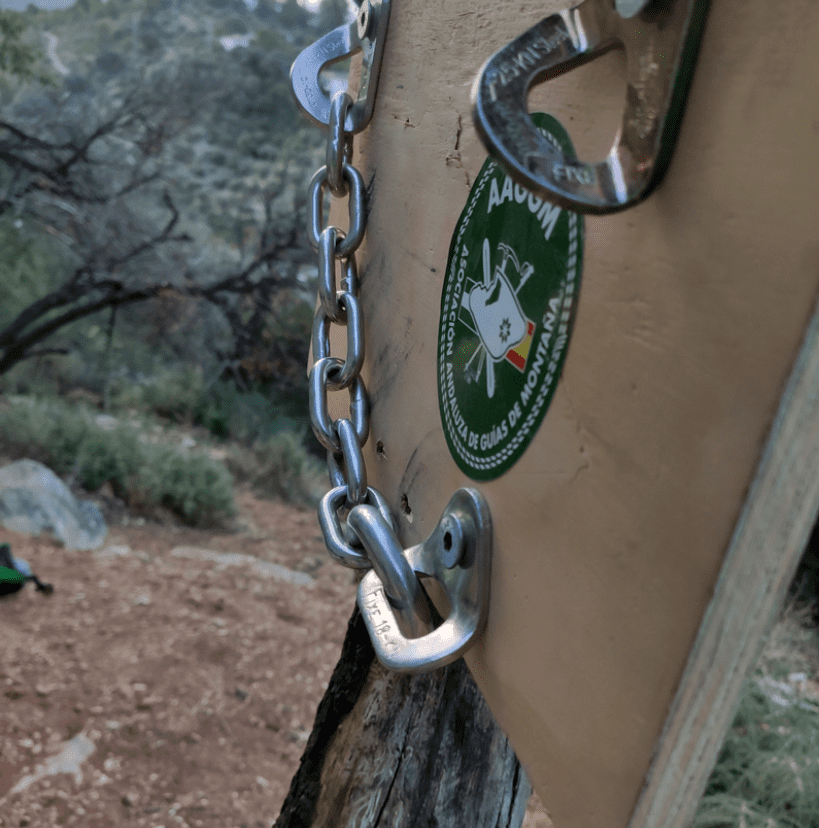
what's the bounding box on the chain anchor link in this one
[290,0,392,134]
[471,0,710,213]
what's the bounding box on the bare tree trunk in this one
[275,607,531,828]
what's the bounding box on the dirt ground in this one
[0,488,552,828]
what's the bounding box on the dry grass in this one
[694,601,819,828]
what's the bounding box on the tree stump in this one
[274,607,531,828]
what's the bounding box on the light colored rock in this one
[0,460,107,550]
[11,732,95,793]
[170,546,313,587]
[94,545,131,558]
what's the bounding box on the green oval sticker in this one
[437,113,583,481]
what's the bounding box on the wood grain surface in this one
[274,609,531,828]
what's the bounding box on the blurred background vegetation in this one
[0,0,347,524]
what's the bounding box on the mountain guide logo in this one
[436,113,584,481]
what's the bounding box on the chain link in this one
[307,165,365,258]
[317,485,396,569]
[309,358,369,452]
[307,89,404,577]
[327,91,354,197]
[312,291,364,387]
[333,417,368,505]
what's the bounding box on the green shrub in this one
[0,396,234,526]
[192,379,307,445]
[108,367,206,424]
[139,448,234,525]
[105,368,311,449]
[74,427,144,494]
[226,429,324,504]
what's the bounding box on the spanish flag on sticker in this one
[505,319,535,372]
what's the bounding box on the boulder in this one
[0,460,107,550]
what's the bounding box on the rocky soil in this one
[0,489,354,828]
[0,487,552,828]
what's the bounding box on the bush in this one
[226,429,324,504]
[105,369,311,450]
[0,396,234,526]
[695,685,819,828]
[137,448,235,525]
[192,379,307,445]
[695,607,819,828]
[108,366,206,424]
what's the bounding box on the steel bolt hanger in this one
[472,0,711,214]
[290,0,391,134]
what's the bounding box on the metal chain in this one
[306,89,406,584]
[294,4,493,669]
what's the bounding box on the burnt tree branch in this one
[0,75,312,385]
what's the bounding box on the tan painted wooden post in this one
[281,1,819,826]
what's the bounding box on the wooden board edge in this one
[628,297,819,828]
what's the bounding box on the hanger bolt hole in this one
[439,515,464,569]
[357,0,374,39]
